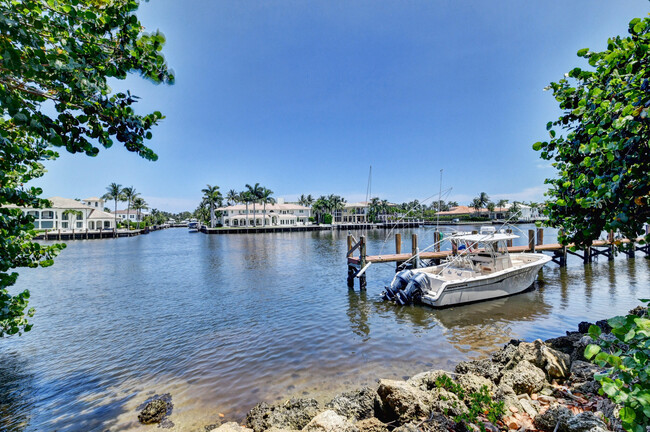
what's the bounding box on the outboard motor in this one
[382,270,413,300]
[395,273,428,305]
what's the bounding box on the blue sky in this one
[36,1,650,212]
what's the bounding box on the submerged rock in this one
[325,387,377,422]
[245,398,320,432]
[137,393,173,426]
[629,305,648,317]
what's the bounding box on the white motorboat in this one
[188,218,200,232]
[383,227,551,307]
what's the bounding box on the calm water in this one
[1,226,648,431]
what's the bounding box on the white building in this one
[217,200,311,227]
[114,209,148,222]
[335,202,370,223]
[8,197,116,230]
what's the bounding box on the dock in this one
[35,224,171,241]
[346,228,650,289]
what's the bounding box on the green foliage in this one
[0,0,173,336]
[584,300,650,432]
[535,16,650,247]
[322,213,333,224]
[434,374,505,430]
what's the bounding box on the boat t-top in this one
[383,226,551,307]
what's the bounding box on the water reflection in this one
[1,227,647,430]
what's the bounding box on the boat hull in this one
[419,254,550,308]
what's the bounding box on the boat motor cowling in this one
[382,270,413,301]
[396,273,428,305]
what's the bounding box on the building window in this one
[76,221,83,228]
[41,211,54,219]
[77,213,83,220]
[41,221,54,229]
[62,213,68,220]
[104,221,111,228]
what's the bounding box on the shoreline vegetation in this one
[137,304,649,432]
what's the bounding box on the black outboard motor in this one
[395,273,428,305]
[382,270,413,300]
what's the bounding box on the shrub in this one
[585,299,650,432]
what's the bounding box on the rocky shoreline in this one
[139,306,647,432]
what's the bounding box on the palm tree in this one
[132,197,148,229]
[240,191,253,226]
[496,199,509,210]
[226,189,239,206]
[312,196,329,224]
[201,184,222,228]
[260,187,275,226]
[477,192,490,209]
[122,186,139,224]
[245,183,263,227]
[369,197,381,222]
[102,183,123,230]
[471,197,482,213]
[510,201,521,219]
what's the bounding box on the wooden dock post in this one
[359,235,367,289]
[395,233,402,270]
[58,229,61,241]
[411,233,419,269]
[584,246,592,264]
[434,231,440,252]
[506,229,513,247]
[560,246,567,267]
[608,231,615,260]
[536,228,544,246]
[528,229,535,252]
[347,233,353,253]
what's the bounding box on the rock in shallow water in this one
[137,393,173,425]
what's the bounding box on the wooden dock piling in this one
[528,229,535,253]
[411,234,418,269]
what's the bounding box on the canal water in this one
[1,225,647,431]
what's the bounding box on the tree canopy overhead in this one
[535,15,650,247]
[0,0,173,336]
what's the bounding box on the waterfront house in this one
[336,202,369,223]
[114,209,148,223]
[217,199,311,227]
[7,197,116,230]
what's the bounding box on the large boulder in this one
[246,398,320,432]
[325,387,377,422]
[356,417,389,432]
[500,360,547,395]
[376,379,433,424]
[455,359,501,383]
[570,361,604,394]
[302,410,359,432]
[505,340,571,380]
